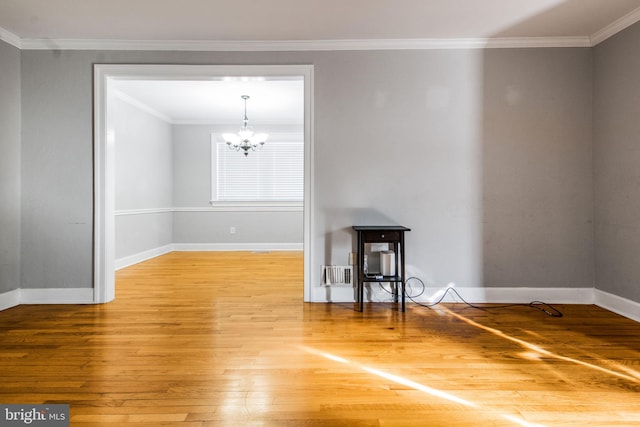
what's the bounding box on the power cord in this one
[377,279,424,299]
[400,277,563,318]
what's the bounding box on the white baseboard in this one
[413,286,596,304]
[322,284,640,322]
[0,289,20,311]
[594,289,640,323]
[322,285,595,305]
[115,244,174,270]
[0,287,94,310]
[19,288,95,305]
[172,243,303,252]
[114,243,303,270]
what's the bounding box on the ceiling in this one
[3,0,640,125]
[1,0,640,47]
[113,78,305,126]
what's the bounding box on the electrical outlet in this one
[230,226,236,234]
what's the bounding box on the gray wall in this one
[314,49,486,287]
[0,40,21,293]
[313,49,594,293]
[113,102,303,262]
[482,49,593,287]
[114,95,173,259]
[172,124,303,246]
[594,22,640,302]
[172,125,212,209]
[21,51,94,289]
[18,48,598,298]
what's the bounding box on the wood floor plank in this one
[1,251,640,426]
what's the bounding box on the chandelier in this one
[222,95,268,156]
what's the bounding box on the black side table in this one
[352,225,410,312]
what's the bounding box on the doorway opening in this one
[94,64,313,303]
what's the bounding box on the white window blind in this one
[216,141,304,201]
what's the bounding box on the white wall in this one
[0,40,21,294]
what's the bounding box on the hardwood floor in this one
[1,251,640,426]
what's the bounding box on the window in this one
[213,138,304,202]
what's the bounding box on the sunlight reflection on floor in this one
[439,306,640,384]
[299,345,546,427]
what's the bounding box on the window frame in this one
[210,132,304,210]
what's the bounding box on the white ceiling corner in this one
[0,26,21,49]
[114,89,173,124]
[590,5,640,45]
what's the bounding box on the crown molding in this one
[484,36,591,49]
[0,26,21,49]
[114,89,173,123]
[18,36,593,51]
[591,5,640,46]
[6,7,640,53]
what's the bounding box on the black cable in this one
[528,301,563,317]
[403,277,563,317]
[378,277,425,299]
